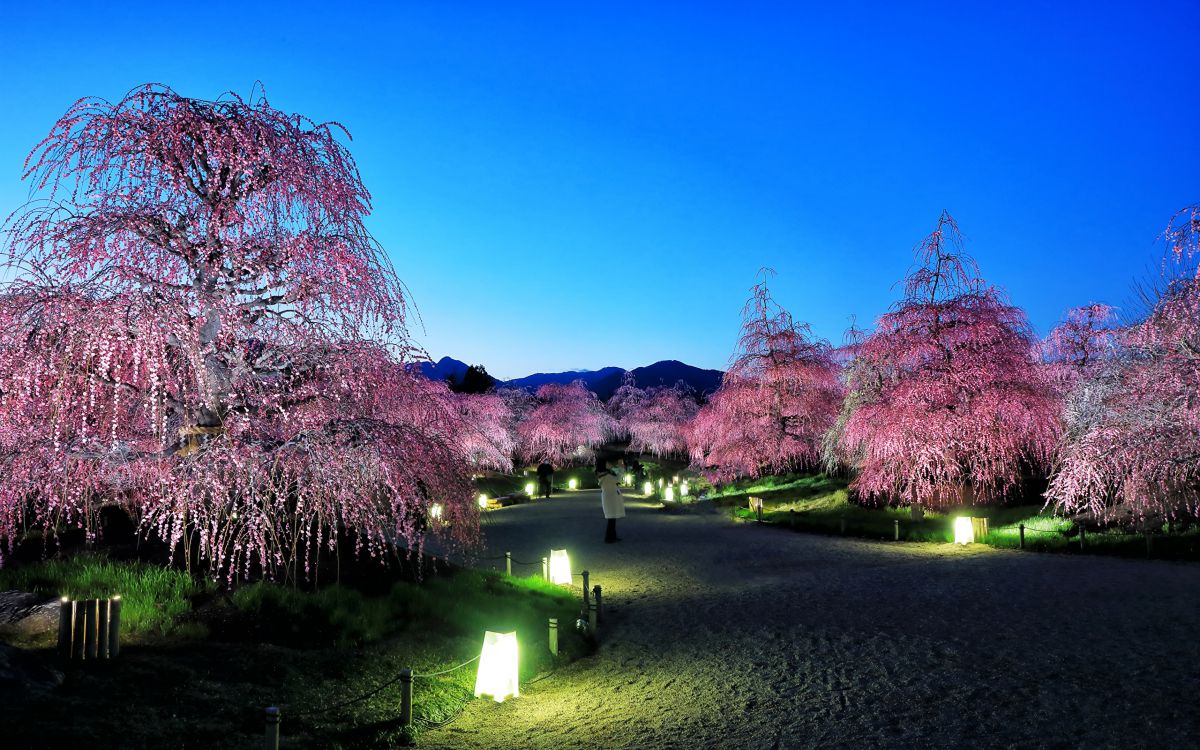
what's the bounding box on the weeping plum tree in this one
[452,389,517,472]
[517,381,617,465]
[0,84,478,576]
[688,273,842,481]
[1041,303,1120,394]
[608,373,698,457]
[838,212,1059,507]
[1048,208,1200,521]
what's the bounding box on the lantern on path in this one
[475,631,519,702]
[568,478,578,490]
[680,481,690,497]
[478,494,489,510]
[548,549,572,585]
[524,482,535,497]
[664,486,675,502]
[953,517,974,545]
[643,481,653,495]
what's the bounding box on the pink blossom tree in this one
[1048,211,1200,522]
[452,389,517,472]
[0,84,477,576]
[1041,303,1120,394]
[688,273,842,481]
[838,212,1059,507]
[516,381,617,465]
[608,373,698,457]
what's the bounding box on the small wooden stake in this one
[57,598,73,660]
[83,599,98,659]
[71,600,87,660]
[593,585,603,623]
[505,551,512,577]
[548,617,559,655]
[108,596,122,658]
[894,519,900,541]
[541,556,548,580]
[581,570,590,609]
[1019,523,1025,550]
[264,707,280,750]
[399,668,413,726]
[587,599,597,634]
[1079,526,1086,551]
[97,598,110,659]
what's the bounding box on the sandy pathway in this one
[422,490,1200,749]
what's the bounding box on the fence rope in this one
[290,653,480,720]
[414,654,481,679]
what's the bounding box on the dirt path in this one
[422,490,1200,749]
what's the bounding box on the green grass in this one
[0,553,213,635]
[724,473,1200,560]
[0,558,591,748]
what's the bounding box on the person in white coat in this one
[597,455,625,543]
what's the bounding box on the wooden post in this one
[1019,523,1025,550]
[97,598,110,659]
[548,617,559,655]
[581,570,590,609]
[587,598,597,634]
[1079,526,1086,551]
[399,668,413,726]
[83,599,98,659]
[505,551,512,577]
[264,707,280,750]
[71,599,87,660]
[57,598,73,660]
[541,557,548,580]
[894,519,900,541]
[108,596,122,658]
[593,585,603,623]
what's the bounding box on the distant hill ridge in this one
[418,357,724,400]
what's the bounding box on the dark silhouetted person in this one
[537,461,555,499]
[597,455,625,543]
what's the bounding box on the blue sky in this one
[1,2,1196,379]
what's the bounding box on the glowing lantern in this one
[680,481,690,497]
[673,475,679,483]
[474,631,519,702]
[643,481,653,495]
[524,482,535,497]
[478,494,489,509]
[658,478,664,488]
[429,503,444,521]
[664,486,675,502]
[548,549,571,585]
[953,516,974,545]
[568,478,578,490]
[624,473,633,486]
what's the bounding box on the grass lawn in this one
[714,473,1200,561]
[0,556,591,748]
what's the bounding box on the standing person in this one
[536,461,555,499]
[596,455,625,543]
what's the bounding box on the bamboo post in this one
[83,599,98,659]
[1019,523,1025,550]
[593,585,603,623]
[505,551,512,577]
[71,600,87,660]
[894,519,900,541]
[581,571,590,609]
[399,668,413,726]
[548,617,559,655]
[97,597,110,659]
[57,598,73,660]
[108,596,122,658]
[541,557,548,580]
[264,707,280,750]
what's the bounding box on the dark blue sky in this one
[1,2,1196,379]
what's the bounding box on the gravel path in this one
[422,490,1200,749]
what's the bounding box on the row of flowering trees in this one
[688,210,1200,525]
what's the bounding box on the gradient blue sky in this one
[1,2,1196,379]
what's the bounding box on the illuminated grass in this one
[0,553,212,635]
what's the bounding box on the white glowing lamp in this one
[624,473,633,486]
[429,503,444,521]
[643,481,654,495]
[548,548,571,585]
[680,481,690,497]
[478,494,489,509]
[474,631,519,702]
[658,478,664,488]
[953,516,974,545]
[568,478,578,490]
[673,475,680,483]
[524,482,535,496]
[664,486,675,502]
